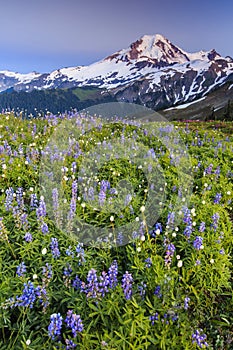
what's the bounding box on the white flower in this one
[172,232,176,237]
[155,229,160,235]
[140,206,145,213]
[140,235,145,241]
[176,255,180,260]
[26,339,31,346]
[81,203,86,208]
[227,191,231,195]
[33,274,38,280]
[210,259,214,264]
[110,216,114,222]
[2,164,7,170]
[202,200,206,205]
[42,248,47,255]
[137,246,141,252]
[177,260,183,268]
[204,183,208,187]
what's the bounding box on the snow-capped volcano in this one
[0,34,232,110]
[105,34,190,65]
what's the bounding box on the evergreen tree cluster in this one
[0,87,116,116]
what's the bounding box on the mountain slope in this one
[0,34,233,112]
[161,81,233,120]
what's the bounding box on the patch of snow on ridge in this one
[165,96,206,110]
[0,70,41,83]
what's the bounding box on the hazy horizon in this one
[1,0,232,73]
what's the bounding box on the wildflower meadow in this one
[0,108,232,349]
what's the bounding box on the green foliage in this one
[0,114,232,349]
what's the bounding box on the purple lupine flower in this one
[36,285,49,309]
[72,180,78,200]
[84,269,99,298]
[116,232,124,245]
[50,237,60,258]
[204,164,213,175]
[148,164,152,172]
[124,194,132,207]
[20,213,29,229]
[211,213,220,232]
[65,339,77,349]
[108,260,118,289]
[65,310,84,337]
[193,236,203,250]
[121,271,133,300]
[24,232,33,242]
[199,222,206,233]
[63,264,72,277]
[76,243,85,264]
[16,187,24,209]
[192,329,208,348]
[178,188,182,198]
[183,225,192,238]
[149,313,159,325]
[145,257,152,268]
[166,212,175,228]
[214,193,222,204]
[154,286,162,298]
[42,263,53,280]
[41,222,49,234]
[214,166,221,178]
[48,313,63,340]
[16,281,36,308]
[72,275,82,290]
[98,190,106,206]
[36,197,46,219]
[164,243,176,266]
[16,262,26,277]
[138,282,147,299]
[184,297,190,310]
[5,187,14,211]
[52,188,59,212]
[100,180,110,192]
[182,207,192,225]
[71,162,77,173]
[68,197,76,221]
[150,222,162,238]
[87,186,95,201]
[98,271,110,297]
[30,193,38,209]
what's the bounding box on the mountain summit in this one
[105,34,190,65]
[0,34,232,111]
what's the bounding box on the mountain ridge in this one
[0,34,233,113]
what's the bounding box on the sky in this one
[0,0,233,73]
